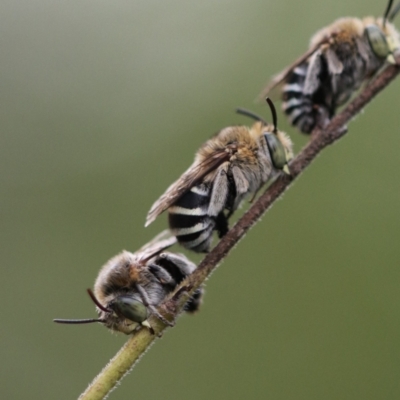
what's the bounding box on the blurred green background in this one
[2,0,400,399]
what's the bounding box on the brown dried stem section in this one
[79,61,400,400]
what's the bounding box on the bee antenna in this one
[53,318,105,324]
[235,108,268,125]
[265,97,278,133]
[389,1,400,21]
[384,0,394,27]
[87,288,111,313]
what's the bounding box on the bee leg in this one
[135,283,175,327]
[134,282,153,306]
[151,253,194,287]
[184,287,204,313]
[168,284,194,311]
[231,165,249,195]
[165,284,203,316]
[231,165,250,208]
[149,305,175,327]
[311,105,330,138]
[171,284,193,302]
[303,50,322,95]
[147,262,191,319]
[214,212,229,238]
[148,263,174,286]
[248,188,261,204]
[208,163,229,217]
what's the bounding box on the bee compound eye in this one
[366,25,390,58]
[109,296,149,323]
[264,133,287,170]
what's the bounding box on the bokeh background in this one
[2,0,400,399]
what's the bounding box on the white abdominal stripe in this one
[168,185,215,252]
[282,63,316,133]
[170,219,213,236]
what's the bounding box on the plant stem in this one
[78,61,400,400]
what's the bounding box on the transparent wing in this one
[145,149,231,227]
[136,230,177,263]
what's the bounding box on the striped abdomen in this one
[282,63,318,134]
[168,184,215,253]
[282,50,368,134]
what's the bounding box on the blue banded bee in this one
[260,0,400,133]
[145,99,293,253]
[54,232,203,334]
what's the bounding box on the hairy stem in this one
[78,61,400,400]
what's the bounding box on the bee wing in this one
[145,149,231,227]
[257,36,332,101]
[136,230,177,263]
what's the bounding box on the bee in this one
[54,232,203,335]
[259,0,400,134]
[145,98,293,253]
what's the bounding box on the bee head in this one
[235,99,293,174]
[366,0,400,60]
